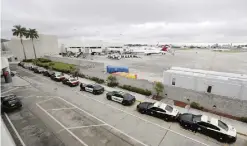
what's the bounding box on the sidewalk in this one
[65,74,247,136]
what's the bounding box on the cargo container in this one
[106,65,129,73]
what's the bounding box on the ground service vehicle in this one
[106,91,136,105]
[178,113,237,143]
[137,102,179,121]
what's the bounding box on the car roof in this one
[1,94,16,101]
[201,115,218,126]
[153,102,168,110]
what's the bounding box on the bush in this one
[240,117,247,123]
[190,102,204,110]
[37,58,51,63]
[119,85,152,96]
[107,75,118,87]
[89,77,105,84]
[154,82,164,96]
[107,82,119,87]
[78,73,86,78]
[23,59,34,62]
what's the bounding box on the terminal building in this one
[2,34,59,60]
[163,67,247,100]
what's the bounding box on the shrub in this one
[23,59,34,62]
[154,82,164,96]
[119,85,152,96]
[78,73,86,78]
[190,102,204,110]
[240,117,247,123]
[107,82,119,87]
[89,77,105,84]
[37,58,51,63]
[107,75,118,87]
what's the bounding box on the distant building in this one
[163,67,247,100]
[2,34,59,60]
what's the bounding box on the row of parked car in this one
[15,62,238,143]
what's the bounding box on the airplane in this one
[130,45,172,55]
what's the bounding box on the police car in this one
[178,114,237,143]
[106,91,136,106]
[80,83,104,95]
[137,102,179,121]
[50,72,65,82]
[62,77,79,87]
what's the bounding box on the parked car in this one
[80,83,104,95]
[23,63,31,69]
[137,102,179,121]
[29,65,38,71]
[18,62,25,67]
[1,94,22,113]
[178,113,237,143]
[43,70,55,77]
[62,77,79,87]
[106,91,136,105]
[33,67,46,74]
[50,72,65,82]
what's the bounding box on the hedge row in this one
[118,85,152,96]
[87,77,105,84]
[240,117,247,124]
[190,102,204,110]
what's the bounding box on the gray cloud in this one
[1,0,247,43]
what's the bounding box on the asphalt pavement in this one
[1,65,247,146]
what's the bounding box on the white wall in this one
[3,34,59,60]
[163,71,247,100]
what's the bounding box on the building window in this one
[172,78,176,85]
[207,86,212,93]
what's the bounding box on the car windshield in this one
[70,79,77,82]
[165,105,173,112]
[218,120,228,131]
[147,103,154,108]
[192,115,202,122]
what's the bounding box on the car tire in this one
[93,91,96,95]
[107,96,111,100]
[164,116,169,121]
[122,101,127,106]
[217,135,226,142]
[140,110,146,114]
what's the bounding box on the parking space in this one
[36,97,146,146]
[7,66,247,146]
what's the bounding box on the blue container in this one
[106,65,129,73]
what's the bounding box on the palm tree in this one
[25,28,39,59]
[12,25,27,59]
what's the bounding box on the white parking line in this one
[36,97,55,104]
[19,67,209,146]
[4,113,26,146]
[67,124,107,130]
[36,103,88,146]
[75,91,210,146]
[47,107,76,111]
[1,87,20,94]
[56,96,149,146]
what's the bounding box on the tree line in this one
[12,25,39,60]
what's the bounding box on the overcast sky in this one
[1,0,247,44]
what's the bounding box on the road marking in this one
[75,91,210,146]
[1,87,19,94]
[36,103,88,146]
[67,124,107,130]
[4,113,26,146]
[20,66,209,146]
[47,107,76,111]
[36,97,55,104]
[56,96,149,146]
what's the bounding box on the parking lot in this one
[2,65,247,146]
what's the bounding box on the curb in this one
[237,132,247,137]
